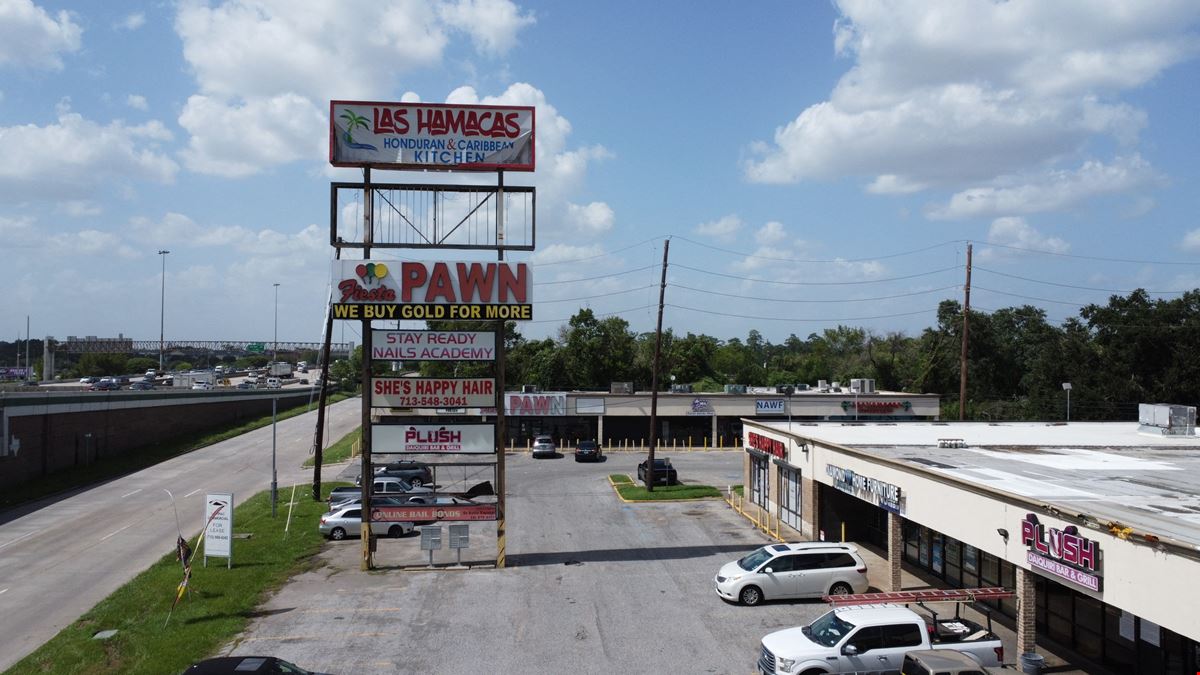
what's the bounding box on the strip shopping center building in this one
[740,408,1200,673]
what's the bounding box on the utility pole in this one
[312,246,341,502]
[959,243,972,421]
[646,239,670,492]
[495,169,508,568]
[25,316,30,383]
[273,283,280,362]
[158,250,169,372]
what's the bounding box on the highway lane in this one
[0,396,361,672]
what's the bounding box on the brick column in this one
[887,512,903,592]
[803,477,820,540]
[1016,566,1038,655]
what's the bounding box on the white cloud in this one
[173,0,533,176]
[0,0,82,70]
[178,94,325,177]
[979,217,1070,261]
[0,112,177,197]
[116,12,145,31]
[745,0,1200,204]
[57,200,102,217]
[695,214,743,242]
[1181,229,1200,253]
[755,221,789,245]
[927,155,1160,220]
[532,243,604,265]
[439,0,535,55]
[565,202,614,235]
[126,94,148,110]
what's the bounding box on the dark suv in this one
[356,460,434,488]
[637,457,678,485]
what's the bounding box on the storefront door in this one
[778,466,801,530]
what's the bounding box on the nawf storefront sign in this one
[374,424,495,454]
[372,330,495,361]
[1021,514,1103,592]
[330,100,535,172]
[506,393,567,416]
[826,464,904,514]
[756,399,786,415]
[331,260,531,321]
[372,377,495,408]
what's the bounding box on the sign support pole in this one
[496,169,508,569]
[360,167,375,571]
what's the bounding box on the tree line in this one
[400,289,1198,421]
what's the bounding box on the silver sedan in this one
[318,505,414,540]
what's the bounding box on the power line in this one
[971,240,1200,266]
[665,303,936,322]
[672,235,961,263]
[672,263,963,286]
[973,266,1190,295]
[529,237,663,267]
[538,285,656,303]
[972,285,1089,307]
[670,283,960,304]
[534,264,660,286]
[526,304,657,325]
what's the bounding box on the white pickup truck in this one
[757,604,1004,675]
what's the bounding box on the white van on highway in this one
[266,377,281,389]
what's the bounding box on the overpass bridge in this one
[58,337,354,357]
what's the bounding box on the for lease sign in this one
[371,330,495,361]
[330,100,534,172]
[331,260,532,321]
[374,424,495,454]
[372,377,495,408]
[204,493,233,559]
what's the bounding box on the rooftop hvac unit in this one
[937,438,967,448]
[724,384,747,394]
[521,384,539,393]
[670,383,693,393]
[1138,403,1196,436]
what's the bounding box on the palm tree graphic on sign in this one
[339,109,378,151]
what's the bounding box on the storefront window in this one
[1103,605,1137,671]
[930,533,944,575]
[1074,594,1104,661]
[960,543,978,588]
[943,538,961,586]
[918,528,930,566]
[904,522,919,563]
[750,454,769,509]
[980,551,998,586]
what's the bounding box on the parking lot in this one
[219,451,842,674]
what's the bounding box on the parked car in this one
[318,505,413,540]
[574,440,604,462]
[357,460,434,488]
[531,435,557,458]
[330,478,432,505]
[183,656,330,674]
[757,604,1003,674]
[715,542,869,606]
[636,457,678,485]
[129,381,154,390]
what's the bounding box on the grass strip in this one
[1,393,353,511]
[303,427,360,467]
[732,484,744,496]
[611,474,721,501]
[5,483,351,675]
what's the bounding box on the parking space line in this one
[100,524,134,541]
[240,632,391,641]
[0,588,8,595]
[121,489,141,498]
[183,489,201,498]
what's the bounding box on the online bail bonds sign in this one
[331,260,532,321]
[330,100,535,172]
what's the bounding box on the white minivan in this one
[715,542,869,606]
[266,377,281,389]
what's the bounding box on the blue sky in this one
[3,0,1200,349]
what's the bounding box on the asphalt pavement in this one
[218,451,830,674]
[0,397,360,672]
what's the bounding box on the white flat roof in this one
[755,421,1200,549]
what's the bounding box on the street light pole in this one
[1062,382,1072,422]
[158,250,169,372]
[273,283,280,363]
